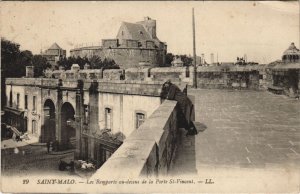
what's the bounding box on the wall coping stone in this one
[150,67,187,72]
[90,139,157,179]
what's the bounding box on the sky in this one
[1,1,299,64]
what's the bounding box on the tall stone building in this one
[41,43,66,69]
[70,17,167,69]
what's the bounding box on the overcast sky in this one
[1,1,299,64]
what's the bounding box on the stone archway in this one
[60,102,76,149]
[42,99,56,142]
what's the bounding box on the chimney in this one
[211,53,214,64]
[201,53,205,64]
[26,66,34,78]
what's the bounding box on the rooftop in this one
[122,22,151,40]
[283,42,300,55]
[48,42,63,50]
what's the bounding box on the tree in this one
[57,56,119,70]
[32,55,51,77]
[163,53,193,67]
[180,55,193,67]
[1,38,23,78]
[89,55,102,69]
[164,53,174,67]
[18,50,33,65]
[1,38,22,108]
[102,58,119,70]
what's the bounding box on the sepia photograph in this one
[1,1,299,193]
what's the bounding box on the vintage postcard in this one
[1,1,299,193]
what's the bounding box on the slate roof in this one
[122,22,151,40]
[48,43,63,50]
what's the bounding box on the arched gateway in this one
[60,102,76,149]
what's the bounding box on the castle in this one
[70,17,167,69]
[41,43,66,69]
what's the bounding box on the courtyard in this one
[172,89,300,175]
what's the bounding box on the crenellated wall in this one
[44,65,269,90]
[124,66,268,90]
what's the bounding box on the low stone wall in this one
[90,100,179,179]
[6,78,60,87]
[125,68,149,81]
[44,65,270,90]
[103,69,124,80]
[6,78,165,97]
[124,66,266,90]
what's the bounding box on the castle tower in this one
[139,17,157,39]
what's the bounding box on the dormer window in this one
[121,31,124,36]
[139,31,143,35]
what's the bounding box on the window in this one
[102,149,112,162]
[25,95,28,109]
[105,108,112,130]
[9,90,12,107]
[84,105,89,124]
[32,120,37,134]
[33,96,36,111]
[16,93,20,109]
[136,113,145,129]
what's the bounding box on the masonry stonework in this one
[70,17,167,69]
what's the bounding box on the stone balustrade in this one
[90,99,179,179]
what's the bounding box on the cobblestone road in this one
[172,90,300,175]
[1,144,76,176]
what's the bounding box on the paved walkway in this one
[171,89,300,175]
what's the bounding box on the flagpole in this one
[192,8,197,88]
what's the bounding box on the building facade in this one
[4,65,162,168]
[41,43,66,69]
[70,17,167,69]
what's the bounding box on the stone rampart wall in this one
[90,99,179,179]
[125,66,267,90]
[43,65,269,90]
[70,47,165,69]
